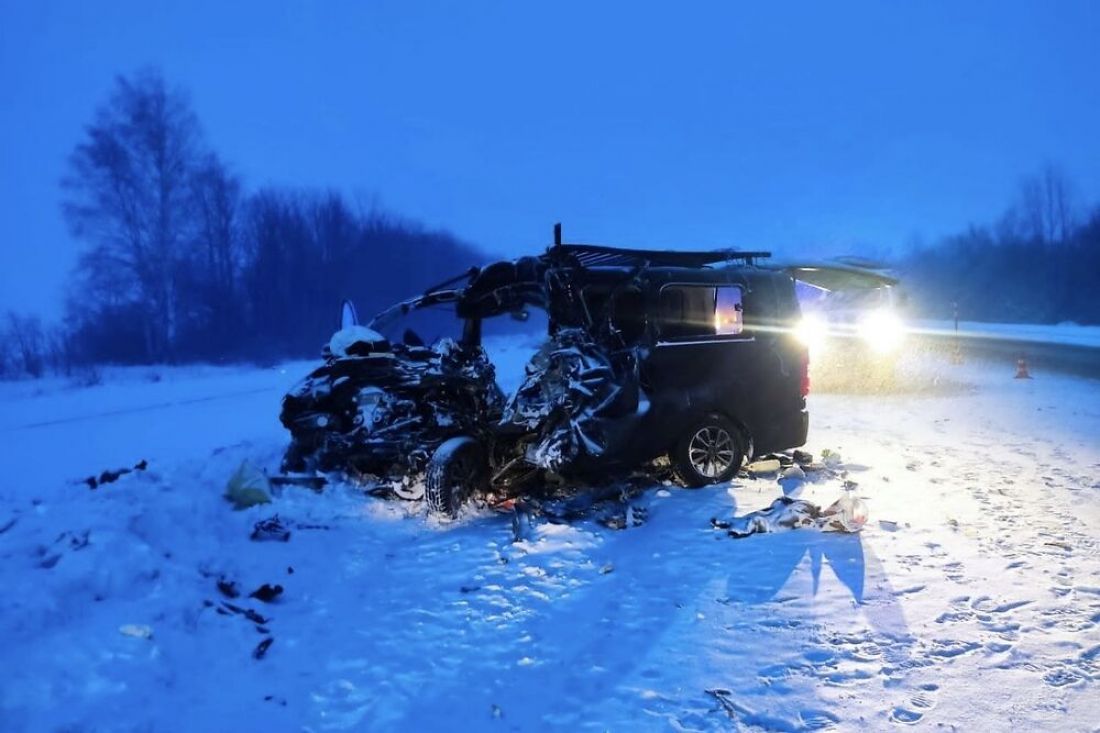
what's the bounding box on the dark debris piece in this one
[705,688,745,722]
[459,585,481,594]
[217,579,240,599]
[220,601,270,625]
[253,637,274,660]
[251,515,292,542]
[84,459,149,489]
[249,584,284,603]
[598,505,648,530]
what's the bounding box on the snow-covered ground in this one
[1,341,1098,732]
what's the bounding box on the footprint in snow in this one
[928,639,982,658]
[893,584,926,597]
[888,683,938,725]
[1043,667,1086,687]
[798,708,840,730]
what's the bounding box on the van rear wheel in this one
[672,414,745,488]
[425,437,486,518]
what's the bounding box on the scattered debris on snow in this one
[250,515,292,542]
[249,584,284,603]
[83,459,148,489]
[712,494,868,538]
[252,637,274,660]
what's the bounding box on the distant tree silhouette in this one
[901,166,1100,325]
[56,70,488,368]
[185,153,243,357]
[62,69,205,361]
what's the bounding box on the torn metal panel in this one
[501,328,644,471]
[280,330,503,477]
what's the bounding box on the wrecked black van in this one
[279,236,809,516]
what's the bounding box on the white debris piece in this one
[119,624,153,640]
[821,448,843,468]
[821,493,869,532]
[746,458,781,476]
[326,326,387,358]
[778,464,806,493]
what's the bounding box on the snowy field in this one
[1,339,1098,732]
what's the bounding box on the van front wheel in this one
[672,415,745,488]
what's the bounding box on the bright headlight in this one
[858,310,905,353]
[795,312,828,354]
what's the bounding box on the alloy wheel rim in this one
[688,426,736,479]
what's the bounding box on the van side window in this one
[714,286,743,335]
[658,285,743,339]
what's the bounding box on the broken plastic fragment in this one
[119,624,153,640]
[746,458,782,476]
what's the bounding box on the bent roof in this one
[551,243,771,268]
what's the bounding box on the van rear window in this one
[658,285,743,339]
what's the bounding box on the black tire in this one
[671,414,746,488]
[425,437,486,517]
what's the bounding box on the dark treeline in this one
[900,166,1100,325]
[0,69,484,377]
[4,72,1100,380]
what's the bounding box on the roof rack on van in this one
[550,242,772,268]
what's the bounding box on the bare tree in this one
[189,153,243,351]
[4,312,46,378]
[62,69,205,361]
[1014,164,1076,245]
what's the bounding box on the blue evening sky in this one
[2,1,1098,318]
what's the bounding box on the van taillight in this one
[800,352,810,397]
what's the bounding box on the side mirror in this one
[510,309,530,322]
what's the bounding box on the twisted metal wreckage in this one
[280,245,664,499]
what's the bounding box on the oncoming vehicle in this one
[280,234,810,516]
[788,259,908,385]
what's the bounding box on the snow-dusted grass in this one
[1,345,1098,731]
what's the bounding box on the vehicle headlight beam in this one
[858,310,905,354]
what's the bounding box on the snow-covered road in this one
[1,352,1098,732]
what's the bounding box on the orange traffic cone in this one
[1014,357,1032,379]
